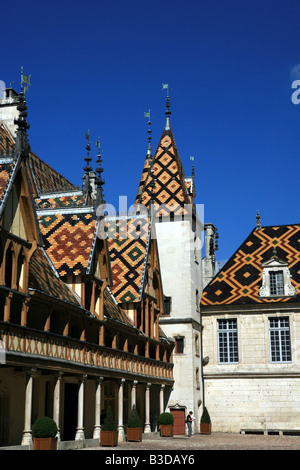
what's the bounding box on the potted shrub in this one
[32,416,58,450]
[100,406,118,446]
[158,412,174,437]
[126,405,142,442]
[200,406,211,434]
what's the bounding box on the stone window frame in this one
[259,255,296,298]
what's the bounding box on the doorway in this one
[170,408,186,435]
[63,383,78,441]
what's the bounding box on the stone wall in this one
[202,308,300,432]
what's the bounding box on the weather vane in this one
[21,66,31,94]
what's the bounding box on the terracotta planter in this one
[200,423,212,434]
[127,427,143,442]
[126,428,143,442]
[100,430,118,447]
[160,424,173,437]
[33,437,57,450]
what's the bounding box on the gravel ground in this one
[82,432,300,451]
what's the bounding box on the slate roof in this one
[201,224,300,306]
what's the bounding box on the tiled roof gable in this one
[201,224,300,306]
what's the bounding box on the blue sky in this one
[1,0,300,266]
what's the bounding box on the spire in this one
[144,110,155,203]
[162,83,171,131]
[13,91,30,159]
[95,138,105,207]
[256,210,261,229]
[144,110,153,160]
[82,131,92,199]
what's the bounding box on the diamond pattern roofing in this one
[201,224,300,306]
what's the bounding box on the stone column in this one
[131,380,138,408]
[160,384,165,414]
[21,368,36,445]
[144,382,151,433]
[53,372,63,441]
[93,377,104,439]
[75,375,87,440]
[117,379,125,441]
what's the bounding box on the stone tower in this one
[135,92,203,433]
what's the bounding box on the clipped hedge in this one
[32,417,58,438]
[158,412,174,425]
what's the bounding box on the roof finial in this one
[95,138,105,207]
[144,110,152,159]
[14,89,30,159]
[256,210,261,229]
[83,131,92,198]
[162,83,171,130]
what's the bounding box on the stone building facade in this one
[201,221,300,433]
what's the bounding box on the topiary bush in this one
[128,405,141,428]
[102,405,117,431]
[200,407,211,424]
[158,412,174,425]
[32,416,58,438]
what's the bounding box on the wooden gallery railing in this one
[0,322,174,381]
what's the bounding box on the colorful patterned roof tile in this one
[103,287,134,327]
[201,224,300,306]
[29,247,80,306]
[29,152,78,195]
[0,124,77,195]
[105,215,150,303]
[35,192,86,210]
[135,129,190,216]
[0,159,18,209]
[38,211,97,276]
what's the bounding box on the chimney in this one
[0,87,20,137]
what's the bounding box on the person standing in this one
[186,411,194,437]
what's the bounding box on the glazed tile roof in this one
[0,159,18,210]
[38,211,97,276]
[103,287,134,327]
[105,215,150,303]
[201,224,300,306]
[29,152,78,195]
[29,247,80,306]
[135,129,190,216]
[35,192,86,210]
[0,124,78,196]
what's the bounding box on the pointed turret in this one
[135,89,190,216]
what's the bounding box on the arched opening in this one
[5,244,13,288]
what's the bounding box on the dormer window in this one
[269,270,284,296]
[259,248,296,298]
